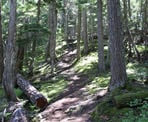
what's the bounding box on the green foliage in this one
[127,62,148,82]
[91,97,132,122]
[122,99,148,122]
[73,52,109,94]
[113,91,148,108]
[92,96,148,122]
[14,88,24,98]
[4,112,11,118]
[39,75,68,102]
[0,87,5,97]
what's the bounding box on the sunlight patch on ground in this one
[87,75,110,94]
[74,52,98,73]
[127,62,147,82]
[39,78,68,101]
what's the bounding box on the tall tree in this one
[0,0,3,83]
[82,7,88,54]
[3,0,18,101]
[16,44,24,72]
[29,0,41,76]
[97,0,105,72]
[107,0,127,91]
[64,0,69,48]
[49,0,57,73]
[77,5,81,59]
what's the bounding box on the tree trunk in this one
[17,74,48,109]
[28,0,41,75]
[16,45,24,73]
[77,6,81,59]
[0,0,3,83]
[49,1,57,73]
[127,0,131,20]
[37,0,41,24]
[64,0,69,49]
[45,2,54,62]
[143,0,148,47]
[97,0,105,72]
[3,0,18,101]
[89,6,94,43]
[28,39,36,76]
[82,7,88,54]
[107,0,127,91]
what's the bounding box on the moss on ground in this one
[92,86,148,122]
[39,75,68,102]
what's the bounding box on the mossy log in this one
[17,74,48,109]
[113,91,148,108]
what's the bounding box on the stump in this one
[17,74,48,109]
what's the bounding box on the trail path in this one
[36,49,108,122]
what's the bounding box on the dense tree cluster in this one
[0,0,147,105]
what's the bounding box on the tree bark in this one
[28,39,36,76]
[0,0,3,83]
[37,0,41,24]
[97,0,105,72]
[82,7,88,54]
[45,3,52,62]
[3,0,18,101]
[64,0,69,48]
[89,6,94,43]
[28,0,41,75]
[77,6,81,59]
[17,74,48,109]
[49,1,57,73]
[107,0,127,91]
[16,45,24,73]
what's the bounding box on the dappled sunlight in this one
[74,52,98,74]
[70,75,80,80]
[58,62,69,67]
[39,64,51,74]
[127,63,148,82]
[39,78,68,101]
[126,68,136,74]
[78,54,97,67]
[137,45,147,52]
[86,75,110,94]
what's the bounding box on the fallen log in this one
[113,91,148,108]
[17,74,48,109]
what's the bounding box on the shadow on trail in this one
[31,50,78,83]
[48,73,90,105]
[36,59,108,121]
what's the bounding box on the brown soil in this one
[35,50,108,122]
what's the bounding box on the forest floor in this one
[34,49,108,122]
[0,45,147,122]
[31,46,148,122]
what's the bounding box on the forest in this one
[0,0,148,122]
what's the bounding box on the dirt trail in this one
[36,50,108,122]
